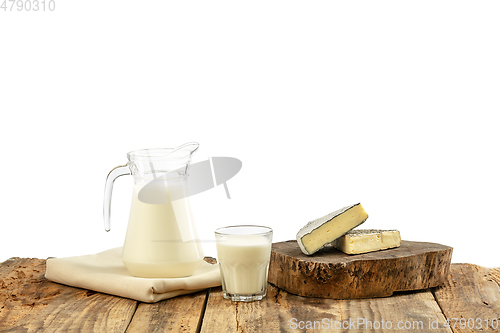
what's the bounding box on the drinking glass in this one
[215,226,273,302]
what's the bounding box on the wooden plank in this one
[3,256,498,333]
[339,290,452,333]
[0,258,137,332]
[124,257,215,332]
[432,264,500,333]
[269,240,453,299]
[201,284,452,332]
[199,287,237,332]
[125,289,208,333]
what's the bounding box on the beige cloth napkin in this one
[45,247,221,303]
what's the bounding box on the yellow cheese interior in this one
[334,230,401,254]
[301,204,368,254]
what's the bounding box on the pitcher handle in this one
[103,164,131,232]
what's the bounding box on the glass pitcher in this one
[103,142,204,278]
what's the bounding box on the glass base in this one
[223,290,267,302]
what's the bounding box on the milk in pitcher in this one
[122,181,204,278]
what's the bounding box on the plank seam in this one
[123,301,139,333]
[195,288,211,333]
[430,288,455,333]
[235,301,240,332]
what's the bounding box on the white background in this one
[1,1,499,267]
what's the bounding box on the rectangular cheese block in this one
[332,229,401,254]
[296,203,368,255]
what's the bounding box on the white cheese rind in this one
[296,203,368,255]
[332,229,401,254]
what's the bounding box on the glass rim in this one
[127,149,190,161]
[214,225,273,236]
[127,143,199,161]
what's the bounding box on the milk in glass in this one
[216,236,271,294]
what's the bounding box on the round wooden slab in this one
[268,240,453,299]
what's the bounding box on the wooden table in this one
[1,258,499,332]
